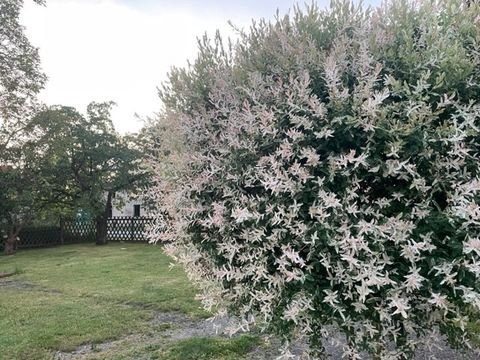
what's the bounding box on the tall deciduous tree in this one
[0,0,46,255]
[33,103,148,246]
[0,0,46,152]
[0,153,41,255]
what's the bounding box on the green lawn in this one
[0,243,259,360]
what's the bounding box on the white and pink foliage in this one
[147,1,480,358]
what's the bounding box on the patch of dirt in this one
[53,333,148,360]
[247,336,309,360]
[0,278,61,293]
[0,271,15,279]
[0,278,36,290]
[152,312,236,340]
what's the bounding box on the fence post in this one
[106,217,110,242]
[60,218,64,245]
[130,217,134,241]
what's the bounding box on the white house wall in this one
[111,192,149,217]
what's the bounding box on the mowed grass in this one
[0,243,201,314]
[159,336,261,360]
[0,243,258,360]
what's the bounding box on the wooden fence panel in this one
[17,226,61,249]
[1,217,153,251]
[63,220,96,244]
[107,217,153,242]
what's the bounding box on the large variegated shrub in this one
[147,1,480,358]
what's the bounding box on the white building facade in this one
[111,192,150,217]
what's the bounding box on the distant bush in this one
[148,0,480,358]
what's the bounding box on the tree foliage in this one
[34,104,142,211]
[0,0,46,152]
[147,0,480,358]
[0,0,46,254]
[32,103,148,244]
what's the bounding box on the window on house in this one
[133,204,141,217]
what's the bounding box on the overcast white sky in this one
[21,0,377,134]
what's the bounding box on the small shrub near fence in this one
[0,217,153,252]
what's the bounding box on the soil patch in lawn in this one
[0,277,61,293]
[0,271,15,278]
[153,312,237,340]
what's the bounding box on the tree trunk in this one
[95,214,108,245]
[3,224,21,255]
[4,235,16,255]
[95,191,113,245]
